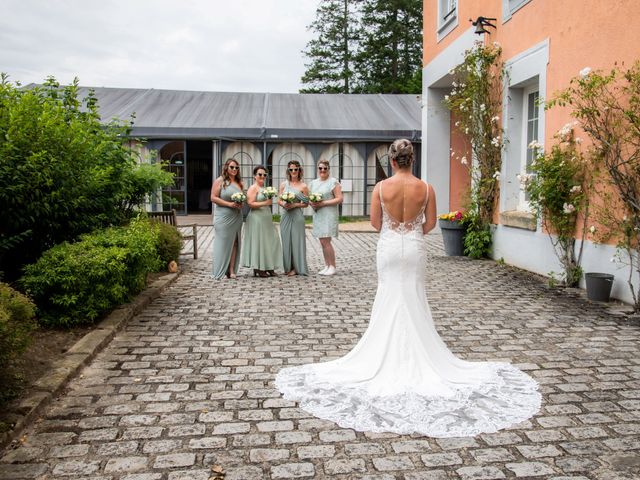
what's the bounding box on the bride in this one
[275,139,541,437]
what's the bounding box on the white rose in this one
[492,171,501,180]
[589,225,596,234]
[563,203,576,214]
[491,116,500,123]
[579,67,592,78]
[570,185,582,193]
[460,157,468,165]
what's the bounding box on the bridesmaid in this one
[309,159,343,276]
[278,160,309,276]
[210,158,244,279]
[241,166,283,277]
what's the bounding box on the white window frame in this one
[437,0,458,42]
[502,0,533,22]
[500,38,548,219]
[518,85,540,211]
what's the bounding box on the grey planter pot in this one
[439,219,465,256]
[585,272,614,302]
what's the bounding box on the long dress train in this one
[275,184,541,438]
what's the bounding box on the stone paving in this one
[1,229,640,479]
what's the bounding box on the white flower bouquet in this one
[230,192,246,203]
[262,186,278,199]
[308,192,323,203]
[280,192,296,203]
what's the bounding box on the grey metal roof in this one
[74,86,422,142]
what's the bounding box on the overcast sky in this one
[1,0,319,93]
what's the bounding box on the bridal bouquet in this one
[262,186,278,199]
[280,192,296,203]
[308,192,323,203]
[230,192,246,203]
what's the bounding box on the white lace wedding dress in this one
[275,185,541,437]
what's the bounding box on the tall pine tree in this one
[300,0,422,94]
[299,0,361,93]
[355,0,422,94]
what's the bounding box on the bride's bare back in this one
[381,175,428,221]
[371,173,437,234]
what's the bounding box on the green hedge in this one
[0,283,36,370]
[21,217,163,328]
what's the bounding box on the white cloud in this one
[0,0,317,92]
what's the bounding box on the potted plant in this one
[438,211,466,256]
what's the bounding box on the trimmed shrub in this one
[155,222,182,266]
[21,218,162,328]
[0,76,173,281]
[0,283,36,369]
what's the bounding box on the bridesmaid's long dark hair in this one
[221,158,244,191]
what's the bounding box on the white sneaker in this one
[318,266,329,275]
[324,266,336,276]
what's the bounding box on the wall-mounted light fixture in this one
[470,16,497,35]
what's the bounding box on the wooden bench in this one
[148,210,198,259]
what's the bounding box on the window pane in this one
[527,92,538,121]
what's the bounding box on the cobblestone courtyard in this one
[1,229,639,479]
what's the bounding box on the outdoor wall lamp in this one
[471,16,497,35]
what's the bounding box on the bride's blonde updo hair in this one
[389,139,414,169]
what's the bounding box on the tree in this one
[550,63,640,311]
[300,0,423,94]
[0,75,173,280]
[300,0,361,93]
[354,0,423,94]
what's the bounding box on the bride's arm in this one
[423,184,437,234]
[370,183,382,231]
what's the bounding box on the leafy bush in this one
[155,222,182,266]
[462,213,492,259]
[21,218,162,328]
[524,129,590,287]
[0,75,173,280]
[0,283,36,370]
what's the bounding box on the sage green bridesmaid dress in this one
[280,182,308,275]
[241,189,283,272]
[309,177,339,238]
[212,183,243,279]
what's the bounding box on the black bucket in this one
[585,272,614,302]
